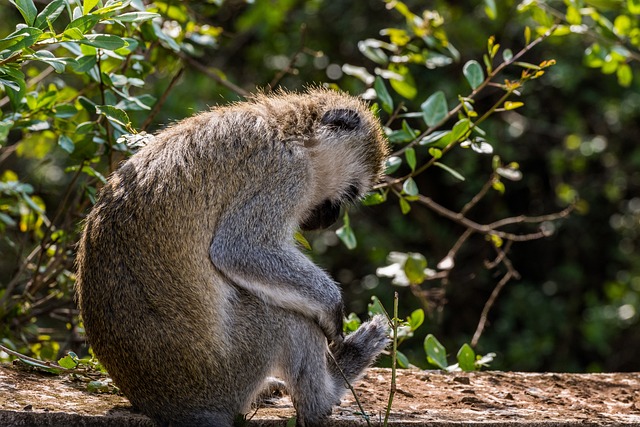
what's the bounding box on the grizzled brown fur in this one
[75,89,389,427]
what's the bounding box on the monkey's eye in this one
[321,109,361,131]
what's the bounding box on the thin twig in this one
[327,351,372,427]
[383,292,399,426]
[0,344,71,372]
[461,174,497,216]
[141,67,185,131]
[178,52,250,98]
[269,24,307,89]
[471,249,520,347]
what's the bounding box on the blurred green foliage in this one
[1,0,639,373]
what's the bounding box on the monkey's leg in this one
[278,319,343,427]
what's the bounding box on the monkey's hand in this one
[320,299,345,346]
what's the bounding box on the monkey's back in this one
[74,109,305,420]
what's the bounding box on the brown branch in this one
[141,67,185,131]
[471,247,520,347]
[269,24,307,89]
[178,52,250,98]
[413,190,571,241]
[461,174,496,216]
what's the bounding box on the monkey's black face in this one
[300,185,360,231]
[300,199,341,231]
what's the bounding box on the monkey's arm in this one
[210,214,344,344]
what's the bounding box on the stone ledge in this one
[1,364,639,426]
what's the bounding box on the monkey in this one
[75,88,390,427]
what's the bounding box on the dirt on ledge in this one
[1,364,639,426]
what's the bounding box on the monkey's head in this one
[297,89,389,230]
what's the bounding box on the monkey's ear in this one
[321,109,361,131]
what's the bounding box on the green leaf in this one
[502,48,513,62]
[336,220,357,250]
[457,343,476,372]
[362,191,386,206]
[34,0,65,29]
[405,147,416,172]
[95,105,131,127]
[434,162,465,181]
[404,252,427,285]
[58,135,74,153]
[66,14,101,33]
[437,119,471,147]
[0,27,43,54]
[421,91,448,127]
[424,334,448,369]
[629,0,640,14]
[10,0,37,26]
[368,295,388,318]
[617,63,633,87]
[70,55,97,73]
[57,354,78,369]
[504,101,524,110]
[407,309,425,330]
[399,197,411,214]
[293,231,311,250]
[402,177,418,196]
[30,51,68,73]
[484,0,497,19]
[81,34,128,51]
[428,147,442,159]
[384,156,402,174]
[114,11,161,22]
[463,60,484,89]
[389,65,417,99]
[0,119,13,145]
[83,0,100,15]
[374,76,393,114]
[396,350,410,368]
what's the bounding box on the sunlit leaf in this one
[58,135,74,153]
[405,147,416,172]
[402,177,418,196]
[424,334,448,369]
[83,0,100,15]
[484,0,497,19]
[629,0,640,14]
[463,60,484,89]
[336,222,357,250]
[34,0,65,29]
[617,63,633,87]
[434,162,465,181]
[81,34,128,50]
[9,0,37,26]
[389,65,417,99]
[95,105,130,127]
[293,231,311,251]
[374,76,393,114]
[396,350,410,368]
[384,156,402,174]
[421,91,448,126]
[457,344,476,372]
[404,252,427,285]
[399,197,411,214]
[504,101,524,110]
[362,191,386,206]
[407,309,425,330]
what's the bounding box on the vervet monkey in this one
[75,88,390,427]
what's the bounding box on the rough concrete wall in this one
[1,364,639,426]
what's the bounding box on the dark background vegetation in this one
[1,0,639,373]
